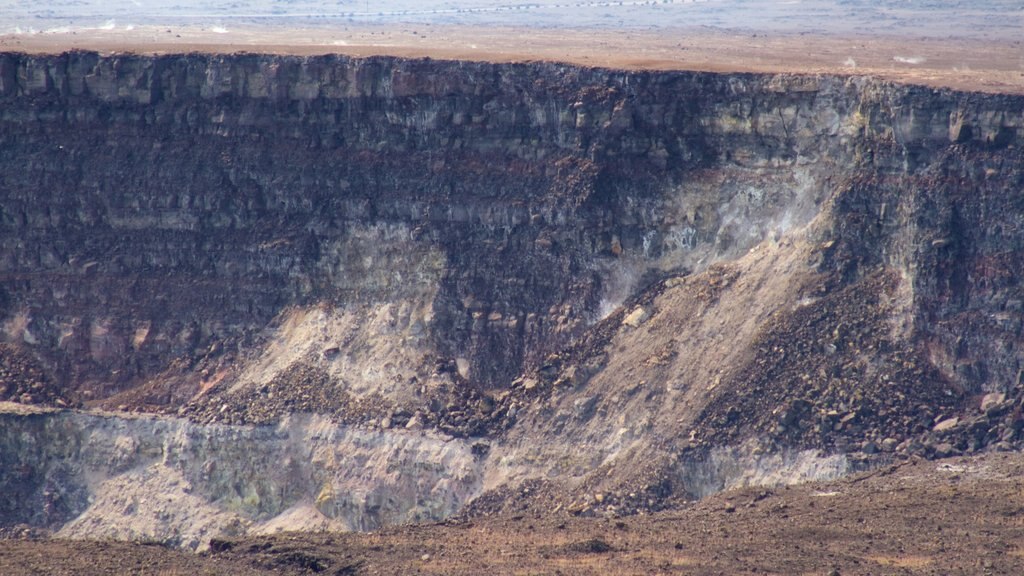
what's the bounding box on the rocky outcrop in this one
[0,403,482,550]
[1,51,1023,542]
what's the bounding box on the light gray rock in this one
[622,307,649,328]
[981,392,1005,413]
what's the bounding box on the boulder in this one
[980,392,1005,414]
[622,307,649,328]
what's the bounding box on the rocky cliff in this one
[0,403,481,549]
[1,51,1023,544]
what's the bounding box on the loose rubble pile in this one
[0,524,49,541]
[697,270,963,453]
[184,358,505,439]
[0,344,76,408]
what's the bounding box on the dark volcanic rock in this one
[0,52,1023,524]
[1,51,1020,414]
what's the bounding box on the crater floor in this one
[3,452,1024,575]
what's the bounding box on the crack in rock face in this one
[0,52,1022,546]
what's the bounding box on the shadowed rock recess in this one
[1,51,1022,548]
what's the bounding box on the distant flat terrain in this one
[5,0,1023,38]
[2,1,1023,94]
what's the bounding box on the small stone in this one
[456,358,470,379]
[567,501,588,515]
[573,395,599,420]
[622,307,649,328]
[880,438,899,452]
[594,493,604,504]
[380,417,392,429]
[405,413,423,430]
[420,553,431,562]
[981,392,1005,413]
[933,417,959,432]
[724,503,736,513]
[522,378,538,391]
[861,440,879,454]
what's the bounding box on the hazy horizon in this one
[3,0,1022,40]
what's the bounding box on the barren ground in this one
[3,24,1023,95]
[3,452,1024,575]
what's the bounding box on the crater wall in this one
[1,51,1023,541]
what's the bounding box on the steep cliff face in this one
[0,403,482,549]
[4,52,1019,405]
[1,51,1023,542]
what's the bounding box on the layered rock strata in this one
[1,51,1022,542]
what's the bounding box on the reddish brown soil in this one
[3,25,1023,95]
